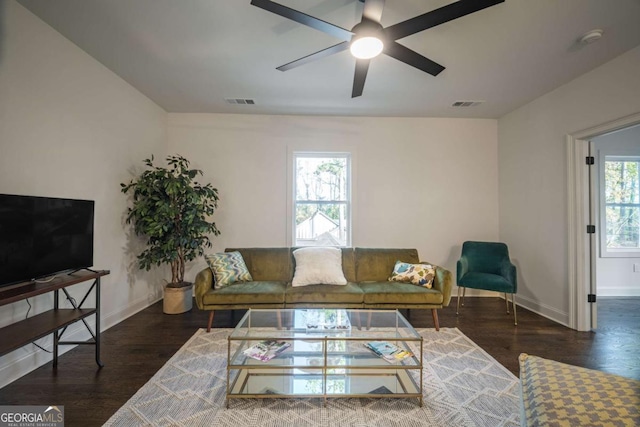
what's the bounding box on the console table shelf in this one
[0,270,109,368]
[0,309,95,356]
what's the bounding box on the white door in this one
[588,140,597,330]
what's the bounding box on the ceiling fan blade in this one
[384,0,504,41]
[277,42,350,71]
[362,0,385,23]
[251,0,353,41]
[272,0,354,35]
[384,41,445,76]
[352,59,370,98]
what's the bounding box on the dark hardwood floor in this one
[0,297,638,426]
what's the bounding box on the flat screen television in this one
[0,194,94,288]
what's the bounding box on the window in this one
[293,153,350,247]
[600,155,640,255]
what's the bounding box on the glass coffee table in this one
[226,309,423,407]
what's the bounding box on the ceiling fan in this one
[251,0,504,98]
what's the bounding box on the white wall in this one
[167,114,499,282]
[498,46,640,325]
[593,124,640,296]
[0,1,167,387]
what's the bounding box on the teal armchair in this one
[456,241,517,325]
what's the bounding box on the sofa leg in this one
[431,309,440,331]
[207,311,214,332]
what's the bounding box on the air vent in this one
[452,100,483,107]
[225,98,256,105]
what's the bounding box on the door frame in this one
[567,112,640,331]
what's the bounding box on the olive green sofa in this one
[194,247,452,331]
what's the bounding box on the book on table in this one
[365,341,413,363]
[243,340,291,362]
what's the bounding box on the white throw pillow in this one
[292,247,347,287]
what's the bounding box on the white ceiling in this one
[16,0,640,118]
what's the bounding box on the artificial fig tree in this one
[121,154,220,286]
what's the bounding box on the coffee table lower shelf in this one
[227,366,422,407]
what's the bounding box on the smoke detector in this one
[579,29,603,45]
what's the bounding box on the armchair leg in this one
[462,287,466,306]
[513,294,518,326]
[207,311,214,332]
[456,286,461,315]
[505,292,510,314]
[431,309,440,331]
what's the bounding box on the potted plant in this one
[121,154,220,313]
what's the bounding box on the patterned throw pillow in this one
[205,251,253,289]
[388,261,435,288]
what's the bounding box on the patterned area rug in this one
[104,328,520,426]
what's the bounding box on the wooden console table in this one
[0,269,109,368]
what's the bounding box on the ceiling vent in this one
[452,100,483,107]
[225,98,256,105]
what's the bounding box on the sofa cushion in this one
[355,248,419,282]
[285,282,364,304]
[292,247,347,287]
[388,261,435,288]
[359,281,443,305]
[458,272,514,293]
[202,281,286,305]
[226,248,293,282]
[205,251,253,289]
[341,247,357,283]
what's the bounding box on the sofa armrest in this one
[194,268,214,310]
[422,262,453,307]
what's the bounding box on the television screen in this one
[0,194,94,287]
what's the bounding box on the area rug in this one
[104,328,520,426]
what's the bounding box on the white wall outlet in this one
[634,263,640,273]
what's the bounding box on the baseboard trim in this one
[452,286,502,297]
[512,294,570,327]
[597,288,640,297]
[453,287,570,327]
[0,293,161,388]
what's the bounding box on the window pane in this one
[296,157,347,202]
[605,160,639,204]
[606,206,639,249]
[295,203,347,246]
[605,158,640,249]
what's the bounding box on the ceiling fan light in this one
[350,36,384,59]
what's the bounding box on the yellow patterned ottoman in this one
[519,353,640,427]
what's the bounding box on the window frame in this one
[291,151,352,248]
[599,152,640,257]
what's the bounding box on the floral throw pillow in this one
[205,251,253,289]
[388,261,435,288]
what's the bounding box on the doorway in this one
[591,125,640,331]
[567,113,640,331]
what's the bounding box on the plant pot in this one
[163,283,193,314]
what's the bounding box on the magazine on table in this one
[243,340,291,362]
[304,309,351,332]
[364,341,413,363]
